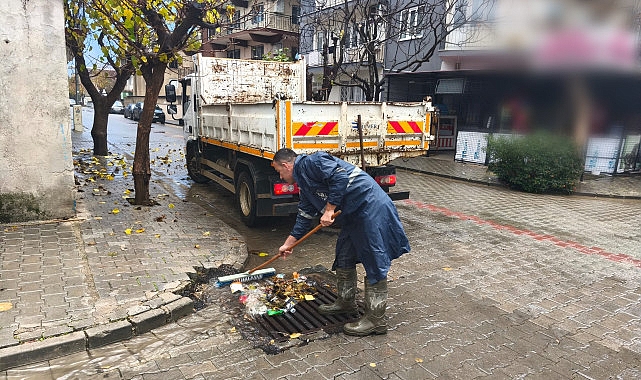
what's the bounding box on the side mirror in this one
[165,84,177,103]
[167,104,177,115]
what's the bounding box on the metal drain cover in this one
[252,285,364,342]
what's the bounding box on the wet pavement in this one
[1,112,641,378]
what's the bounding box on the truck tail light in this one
[273,183,299,195]
[375,174,396,186]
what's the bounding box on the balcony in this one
[306,46,385,67]
[210,12,299,40]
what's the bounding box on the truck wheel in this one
[236,171,258,226]
[186,144,210,184]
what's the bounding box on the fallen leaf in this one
[289,333,301,339]
[135,228,145,233]
[168,203,175,209]
[0,302,13,312]
[194,244,200,249]
[304,294,315,301]
[230,327,236,333]
[111,208,120,214]
[415,358,424,363]
[443,267,453,271]
[124,228,132,235]
[202,231,210,236]
[154,234,161,238]
[369,363,376,368]
[258,252,269,257]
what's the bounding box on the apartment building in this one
[201,0,301,60]
[385,0,641,172]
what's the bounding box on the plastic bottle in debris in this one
[245,292,267,316]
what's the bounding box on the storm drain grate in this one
[253,285,364,342]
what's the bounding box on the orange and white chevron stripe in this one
[387,121,423,134]
[293,121,339,136]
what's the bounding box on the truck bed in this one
[197,100,433,167]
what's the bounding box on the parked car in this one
[153,105,166,124]
[110,100,124,114]
[132,102,165,124]
[123,103,134,119]
[131,102,144,121]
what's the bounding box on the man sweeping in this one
[272,148,410,336]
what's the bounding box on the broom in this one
[214,210,341,287]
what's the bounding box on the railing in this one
[306,46,384,66]
[212,12,300,37]
[442,22,496,50]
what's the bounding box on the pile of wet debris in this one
[180,265,363,354]
[228,272,318,317]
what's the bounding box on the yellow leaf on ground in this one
[0,302,13,312]
[124,228,132,235]
[415,358,424,363]
[289,333,301,339]
[369,363,376,367]
[154,234,161,238]
[194,244,200,249]
[135,228,145,233]
[111,208,120,214]
[202,231,210,236]
[304,294,315,301]
[168,203,175,209]
[443,267,453,271]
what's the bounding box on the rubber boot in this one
[343,277,387,336]
[318,268,357,315]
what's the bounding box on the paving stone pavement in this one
[1,124,641,378]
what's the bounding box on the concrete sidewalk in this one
[391,150,641,199]
[1,132,639,370]
[0,126,247,370]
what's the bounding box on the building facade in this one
[0,0,76,222]
[384,0,641,172]
[202,0,301,60]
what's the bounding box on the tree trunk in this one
[132,63,167,205]
[91,104,110,156]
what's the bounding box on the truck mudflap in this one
[272,202,299,216]
[387,191,410,201]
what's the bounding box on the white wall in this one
[0,0,75,221]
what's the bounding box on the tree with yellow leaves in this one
[66,0,231,205]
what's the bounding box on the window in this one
[228,11,241,33]
[340,84,364,102]
[252,4,264,24]
[291,6,300,25]
[316,31,326,51]
[400,6,424,40]
[227,49,240,59]
[251,45,264,59]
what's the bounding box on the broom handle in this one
[248,210,341,274]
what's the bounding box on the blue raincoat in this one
[290,152,410,284]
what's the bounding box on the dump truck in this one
[165,54,435,226]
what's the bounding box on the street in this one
[8,110,641,379]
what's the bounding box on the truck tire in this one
[236,171,258,226]
[186,143,210,184]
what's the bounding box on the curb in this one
[0,295,194,371]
